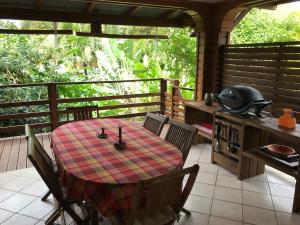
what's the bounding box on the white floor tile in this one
[267,172,296,186]
[1,213,39,225]
[214,186,242,204]
[242,191,273,210]
[209,216,243,225]
[0,208,13,223]
[269,183,295,198]
[216,175,241,189]
[242,180,270,194]
[191,183,214,198]
[196,172,217,185]
[0,174,18,187]
[243,205,277,225]
[185,195,212,215]
[211,199,242,221]
[0,189,16,203]
[276,211,300,225]
[198,163,219,174]
[272,196,293,213]
[20,180,48,197]
[19,198,55,219]
[2,177,36,192]
[0,193,37,212]
[218,167,236,177]
[176,212,209,225]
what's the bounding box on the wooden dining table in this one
[51,118,182,218]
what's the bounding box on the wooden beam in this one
[241,0,297,7]
[76,32,168,39]
[0,29,73,35]
[159,9,182,19]
[73,0,211,10]
[0,8,184,27]
[123,6,142,16]
[85,2,97,12]
[233,8,251,27]
[36,0,43,9]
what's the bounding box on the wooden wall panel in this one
[220,42,300,121]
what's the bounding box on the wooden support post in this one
[160,79,167,114]
[171,86,175,119]
[172,79,180,97]
[195,32,205,101]
[48,83,58,130]
[192,4,246,101]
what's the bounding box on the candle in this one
[118,125,122,143]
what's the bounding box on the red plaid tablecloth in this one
[51,118,182,217]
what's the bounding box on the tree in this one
[231,8,300,44]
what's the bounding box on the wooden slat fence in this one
[219,41,300,121]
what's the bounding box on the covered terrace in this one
[0,0,299,225]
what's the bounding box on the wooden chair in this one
[165,119,197,165]
[67,105,99,121]
[111,164,199,225]
[143,112,169,136]
[25,125,54,202]
[26,125,89,225]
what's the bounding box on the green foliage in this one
[231,9,300,44]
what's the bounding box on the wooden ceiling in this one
[0,0,297,27]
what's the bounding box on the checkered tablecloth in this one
[51,118,182,217]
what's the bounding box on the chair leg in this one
[41,190,52,201]
[181,208,191,215]
[60,211,67,225]
[90,209,99,225]
[64,205,84,225]
[45,207,62,225]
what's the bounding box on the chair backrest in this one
[67,105,99,121]
[143,112,169,136]
[124,164,199,225]
[165,119,197,164]
[25,125,54,171]
[25,125,63,202]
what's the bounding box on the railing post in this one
[160,79,167,114]
[171,86,176,119]
[48,83,58,130]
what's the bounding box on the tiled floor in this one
[0,144,299,225]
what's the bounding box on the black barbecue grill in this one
[217,85,272,117]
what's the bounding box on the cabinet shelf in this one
[214,151,238,174]
[192,123,213,140]
[243,151,298,178]
[197,129,212,140]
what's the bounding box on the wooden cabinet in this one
[184,101,217,142]
[184,101,300,212]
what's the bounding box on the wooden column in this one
[48,83,58,130]
[160,79,167,114]
[192,3,248,101]
[195,31,205,101]
[200,17,229,98]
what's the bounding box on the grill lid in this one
[217,85,271,116]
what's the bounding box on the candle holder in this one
[114,125,126,150]
[97,128,108,139]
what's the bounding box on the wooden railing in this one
[0,78,195,136]
[0,79,168,135]
[163,79,194,121]
[219,41,300,121]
